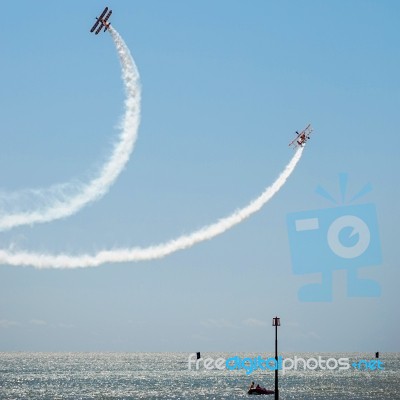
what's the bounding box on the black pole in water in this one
[272,316,280,400]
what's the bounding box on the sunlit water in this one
[0,353,398,399]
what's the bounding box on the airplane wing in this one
[102,10,113,31]
[90,7,108,33]
[288,138,301,148]
[303,124,313,136]
[90,19,101,33]
[103,10,112,23]
[98,7,108,20]
[95,23,104,35]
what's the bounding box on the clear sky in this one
[0,0,399,352]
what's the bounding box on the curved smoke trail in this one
[0,147,304,269]
[0,27,140,232]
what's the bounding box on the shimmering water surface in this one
[0,353,399,399]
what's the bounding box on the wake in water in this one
[0,147,304,268]
[0,27,141,232]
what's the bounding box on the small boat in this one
[248,387,275,395]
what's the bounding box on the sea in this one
[0,352,399,399]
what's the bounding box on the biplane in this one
[90,7,112,35]
[289,124,313,148]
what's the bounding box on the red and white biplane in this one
[289,124,313,149]
[90,7,112,35]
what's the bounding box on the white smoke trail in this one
[0,147,304,268]
[0,27,140,231]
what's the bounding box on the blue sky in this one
[0,1,399,352]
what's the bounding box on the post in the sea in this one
[272,316,280,400]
